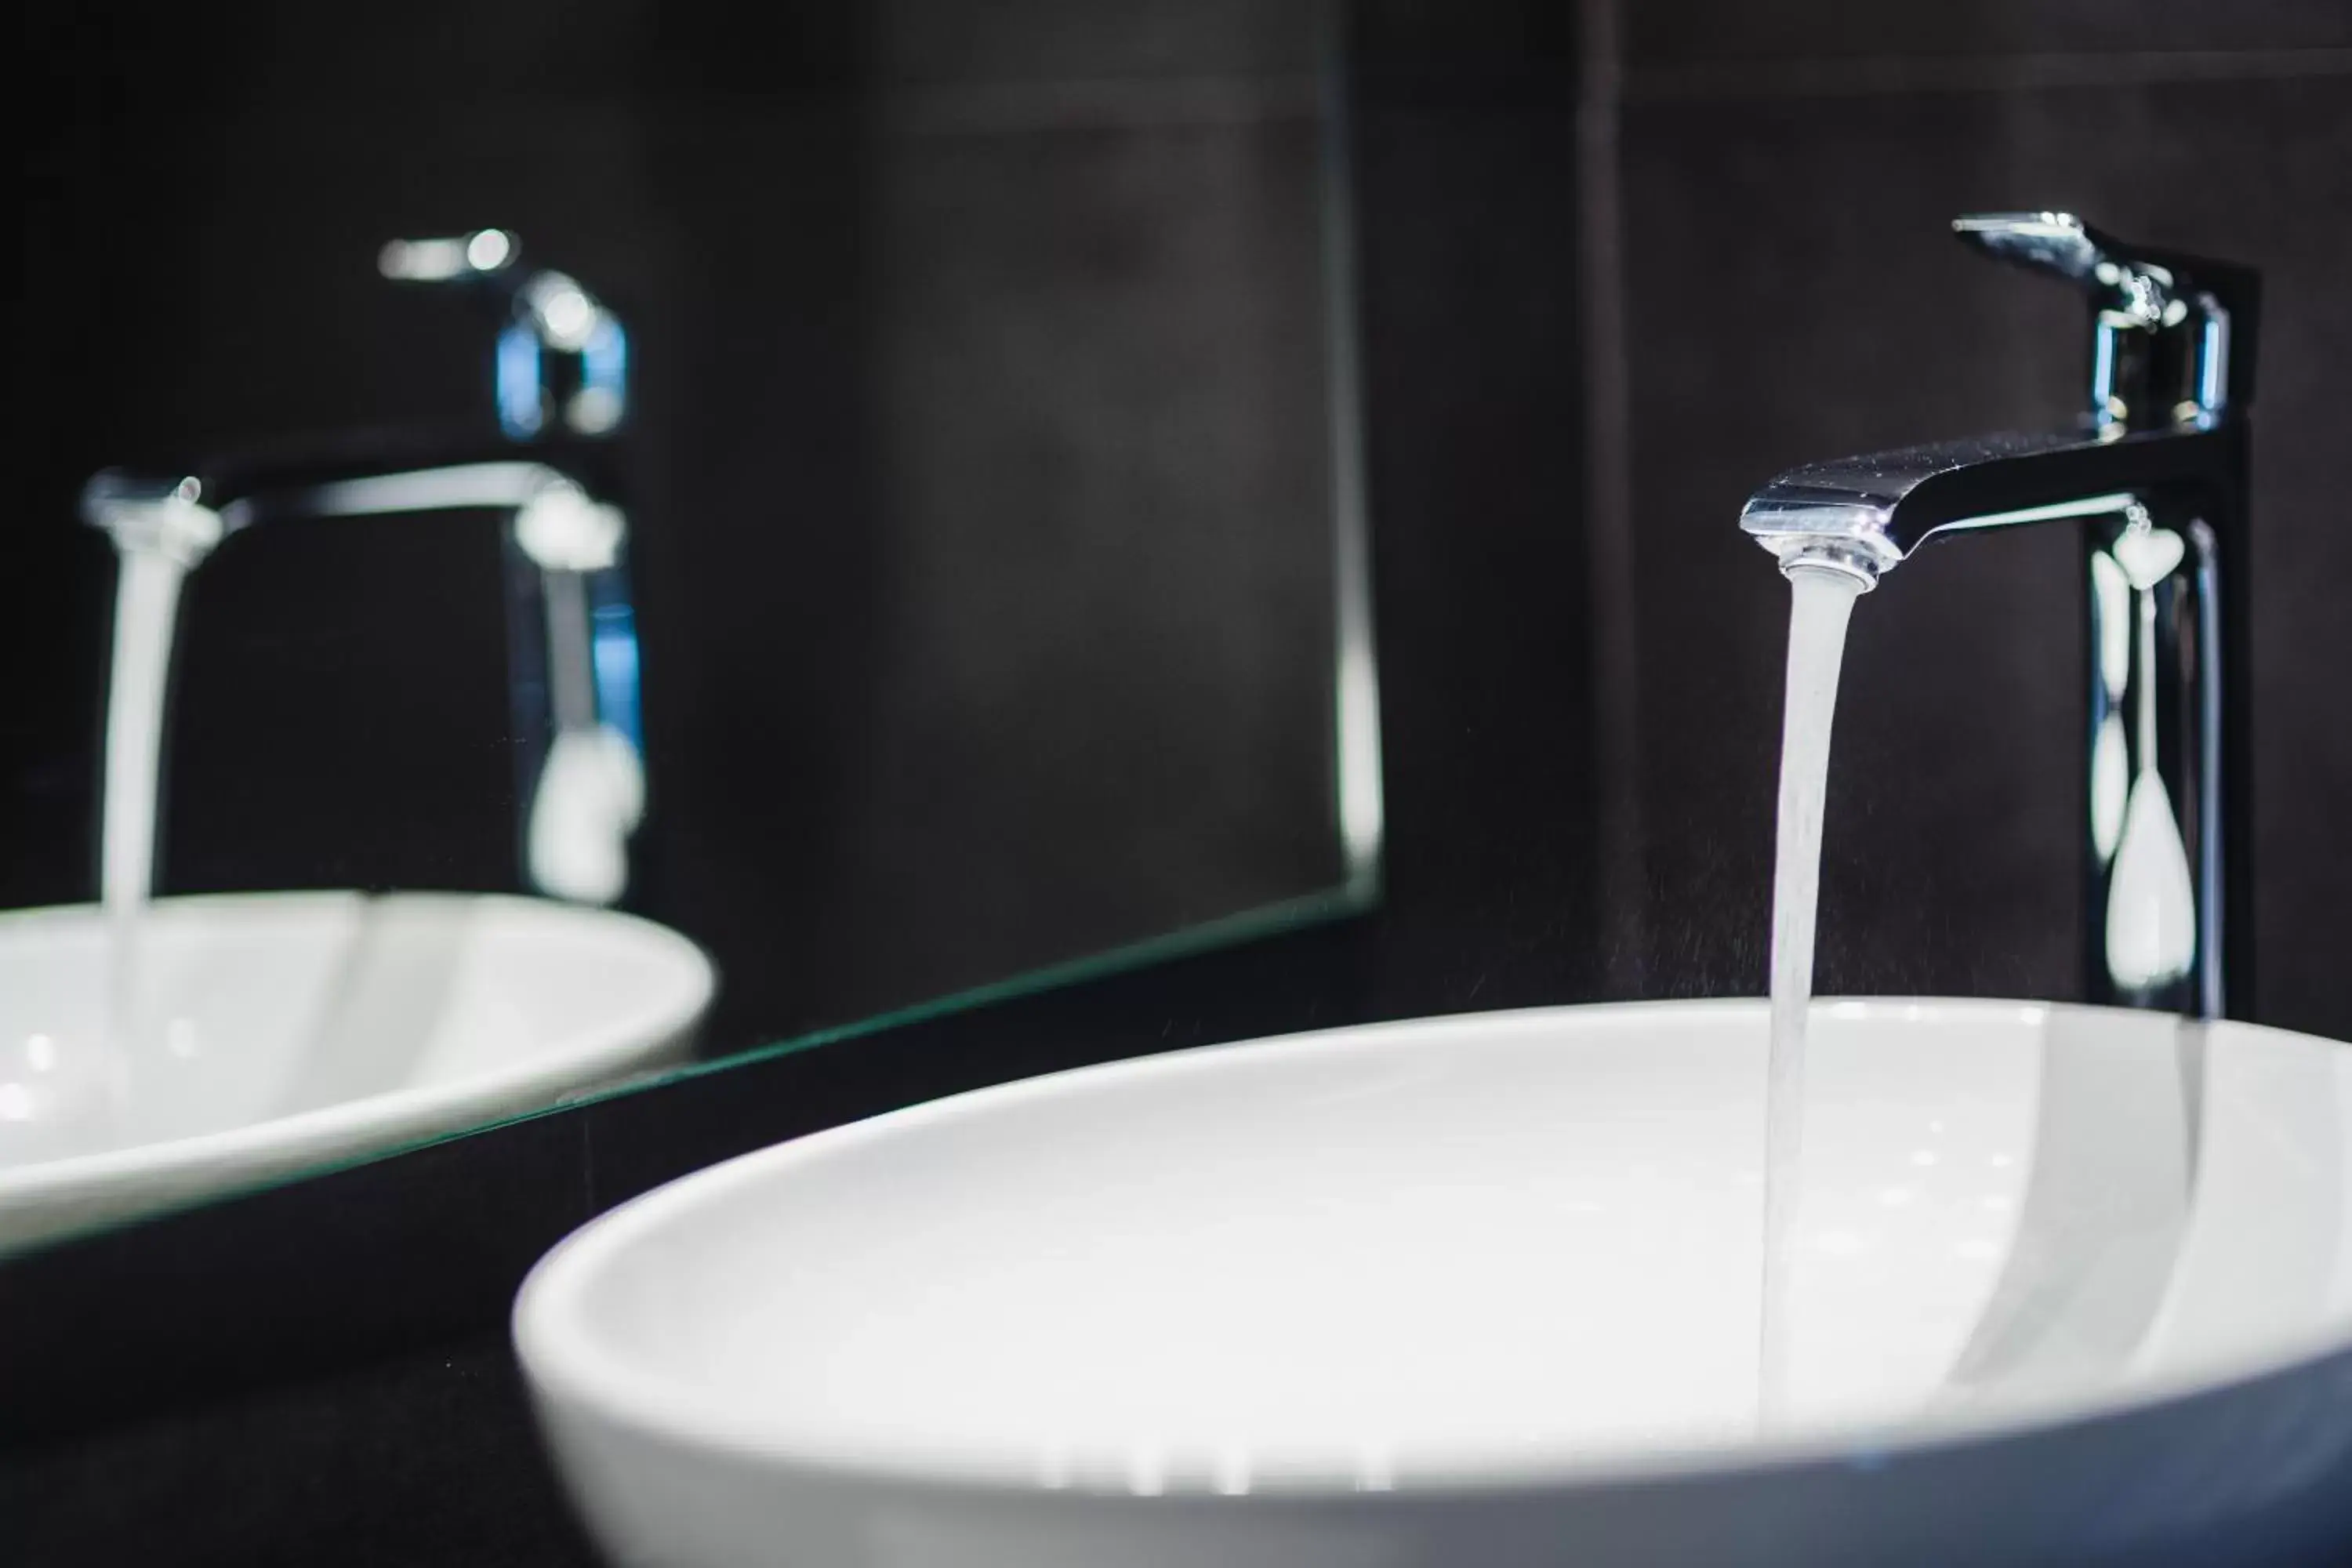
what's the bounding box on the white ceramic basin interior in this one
[0,891,713,1250]
[517,999,2352,1568]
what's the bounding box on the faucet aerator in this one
[1770,541,1885,593]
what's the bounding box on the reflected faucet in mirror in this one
[80,230,647,906]
[0,235,695,1248]
[1739,212,2258,1018]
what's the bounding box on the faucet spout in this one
[1740,425,2244,583]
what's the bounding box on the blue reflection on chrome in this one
[591,599,643,749]
[583,320,630,426]
[498,325,544,437]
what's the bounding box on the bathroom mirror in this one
[5,0,1376,1247]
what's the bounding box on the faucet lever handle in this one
[378,230,520,284]
[1955,212,2154,309]
[1951,211,2259,432]
[379,230,628,440]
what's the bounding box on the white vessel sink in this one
[0,891,713,1250]
[516,999,2352,1567]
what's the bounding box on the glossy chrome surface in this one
[514,1000,2352,1568]
[80,234,646,904]
[1953,212,2253,437]
[1740,212,2258,1018]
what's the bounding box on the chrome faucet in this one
[1740,212,2258,1020]
[82,231,646,906]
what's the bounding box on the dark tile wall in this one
[1606,20,2352,1036]
[873,0,1317,84]
[739,105,1341,1019]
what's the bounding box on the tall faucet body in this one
[83,233,645,906]
[1740,213,2259,1021]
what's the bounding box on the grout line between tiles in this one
[1578,0,1651,996]
[1625,45,2352,104]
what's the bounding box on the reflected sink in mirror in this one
[0,891,712,1251]
[517,1000,2352,1568]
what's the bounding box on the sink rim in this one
[0,889,713,1217]
[514,996,2352,1501]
